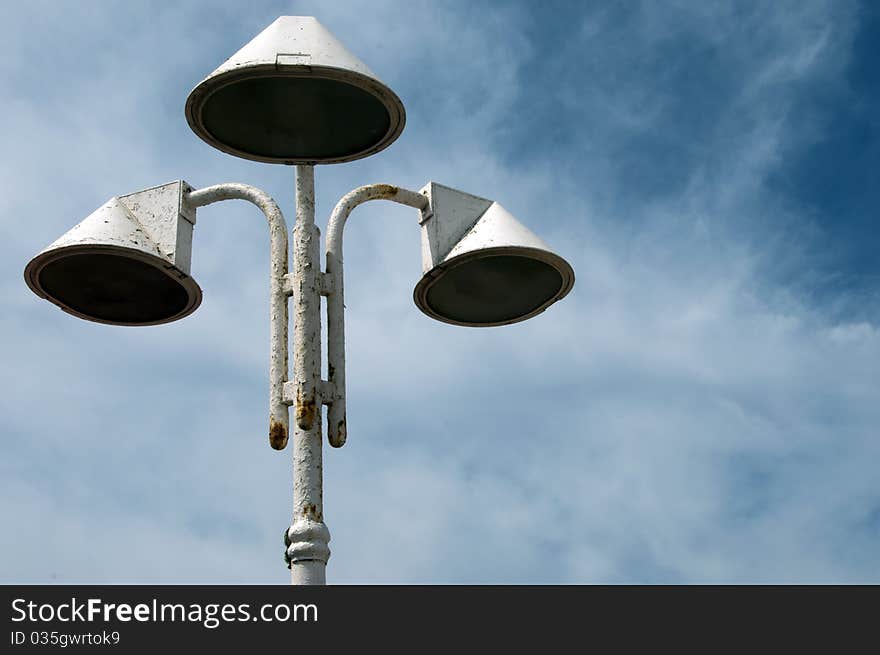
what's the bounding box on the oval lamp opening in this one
[25,248,201,326]
[414,249,574,327]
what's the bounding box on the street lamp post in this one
[23,16,574,585]
[286,164,330,585]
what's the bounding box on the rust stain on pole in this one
[295,388,318,430]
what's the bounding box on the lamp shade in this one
[414,183,575,327]
[185,16,405,165]
[24,182,201,326]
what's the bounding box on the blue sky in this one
[1,0,878,583]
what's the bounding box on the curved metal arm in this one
[185,183,290,450]
[324,184,429,447]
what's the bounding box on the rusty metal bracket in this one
[184,184,290,451]
[318,272,334,296]
[324,184,429,448]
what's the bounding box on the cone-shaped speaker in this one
[24,182,201,326]
[185,16,405,165]
[414,183,574,327]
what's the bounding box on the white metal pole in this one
[287,164,330,585]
